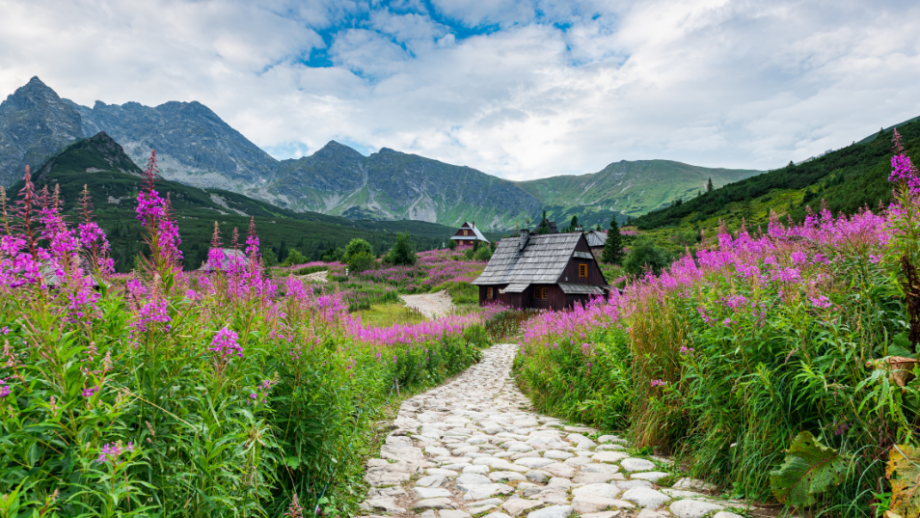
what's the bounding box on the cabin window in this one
[464,230,469,236]
[487,287,494,299]
[533,287,548,300]
[578,263,588,278]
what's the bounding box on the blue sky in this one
[1,0,919,180]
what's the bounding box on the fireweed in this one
[0,151,494,517]
[515,132,920,516]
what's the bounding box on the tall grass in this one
[515,196,911,514]
[0,155,493,517]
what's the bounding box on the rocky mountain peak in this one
[0,77,84,185]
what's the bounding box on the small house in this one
[451,221,489,247]
[586,230,608,250]
[472,230,608,310]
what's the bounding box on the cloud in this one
[1,0,919,182]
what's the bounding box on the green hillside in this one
[632,116,920,233]
[517,160,762,222]
[16,133,470,271]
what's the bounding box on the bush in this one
[474,245,493,261]
[447,239,457,250]
[343,239,373,263]
[283,248,307,266]
[347,251,376,273]
[386,232,417,266]
[623,238,669,275]
[321,247,345,262]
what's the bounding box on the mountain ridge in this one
[1,77,771,229]
[18,131,471,270]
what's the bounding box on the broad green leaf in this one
[887,443,920,517]
[769,431,850,509]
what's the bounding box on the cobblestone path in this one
[360,344,756,518]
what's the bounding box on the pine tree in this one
[601,214,623,264]
[570,215,579,232]
[537,210,551,234]
[705,178,713,192]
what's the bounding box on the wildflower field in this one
[0,153,499,517]
[513,132,920,516]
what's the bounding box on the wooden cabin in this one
[586,230,608,250]
[451,221,489,247]
[472,230,608,310]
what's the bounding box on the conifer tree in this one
[601,214,623,264]
[705,178,713,192]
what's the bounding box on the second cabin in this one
[451,221,490,247]
[472,229,609,310]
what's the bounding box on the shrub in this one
[347,251,376,273]
[474,245,493,261]
[623,238,668,275]
[386,232,417,266]
[283,248,307,266]
[343,239,373,263]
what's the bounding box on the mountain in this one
[0,77,84,186]
[68,98,278,191]
[265,142,543,229]
[518,160,762,222]
[632,115,920,232]
[18,132,469,271]
[0,77,762,230]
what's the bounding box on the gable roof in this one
[586,230,608,247]
[473,233,605,286]
[452,222,489,243]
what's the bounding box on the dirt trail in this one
[297,270,328,283]
[400,290,455,319]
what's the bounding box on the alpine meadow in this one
[3,1,920,518]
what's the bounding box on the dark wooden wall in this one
[556,235,608,285]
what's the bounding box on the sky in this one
[1,0,919,181]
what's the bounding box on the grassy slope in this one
[517,160,762,220]
[632,117,920,236]
[20,135,468,271]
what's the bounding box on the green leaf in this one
[769,431,850,509]
[284,456,300,469]
[887,444,920,517]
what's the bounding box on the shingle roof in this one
[452,222,490,243]
[558,283,605,295]
[586,230,608,247]
[473,233,594,286]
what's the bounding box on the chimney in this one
[472,221,475,228]
[519,228,530,251]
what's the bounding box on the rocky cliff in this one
[0,77,84,185]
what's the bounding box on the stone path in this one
[299,270,329,283]
[400,290,456,319]
[360,344,758,518]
